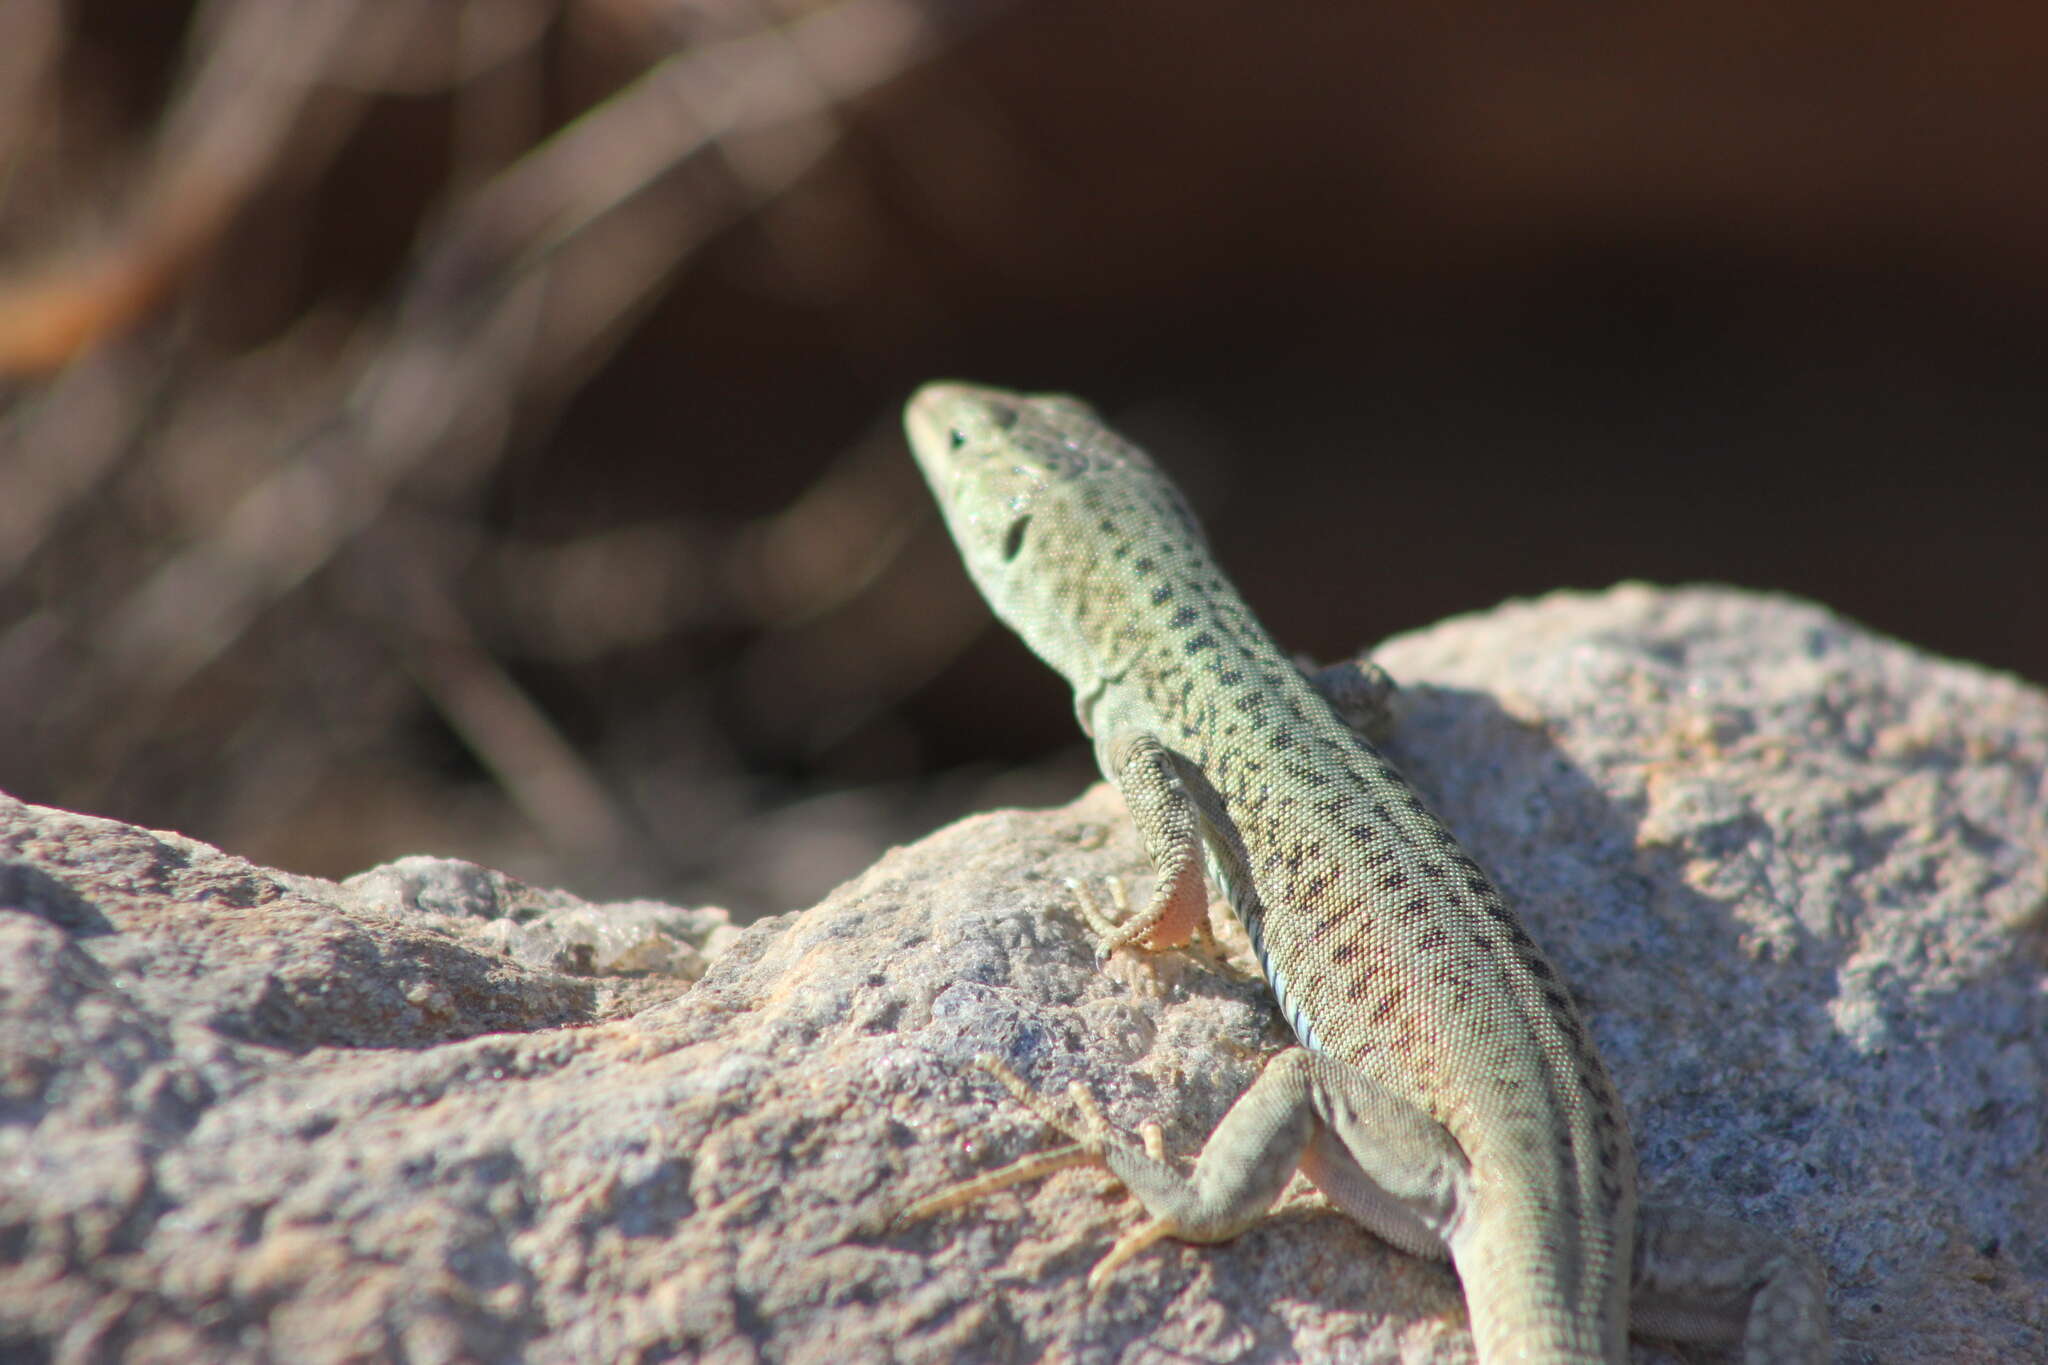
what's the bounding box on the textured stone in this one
[3,585,2042,1362]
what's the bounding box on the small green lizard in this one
[896,382,1829,1364]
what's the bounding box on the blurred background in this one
[1,0,2042,920]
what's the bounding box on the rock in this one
[2,584,2042,1362]
[345,855,740,982]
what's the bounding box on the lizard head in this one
[904,380,1118,592]
[904,380,1209,684]
[904,379,1187,567]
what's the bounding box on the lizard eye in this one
[1001,515,1031,561]
[948,427,968,451]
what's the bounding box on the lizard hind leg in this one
[900,1051,1333,1295]
[1630,1203,1831,1364]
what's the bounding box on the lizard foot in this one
[1073,877,1166,997]
[892,1055,1117,1228]
[902,1057,1192,1292]
[1071,877,1225,994]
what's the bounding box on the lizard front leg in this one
[1091,730,1212,955]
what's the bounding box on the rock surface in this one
[3,584,2044,1363]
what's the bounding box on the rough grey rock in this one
[3,584,2043,1363]
[345,856,740,981]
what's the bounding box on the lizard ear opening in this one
[1001,515,1032,562]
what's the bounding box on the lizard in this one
[893,381,1830,1364]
